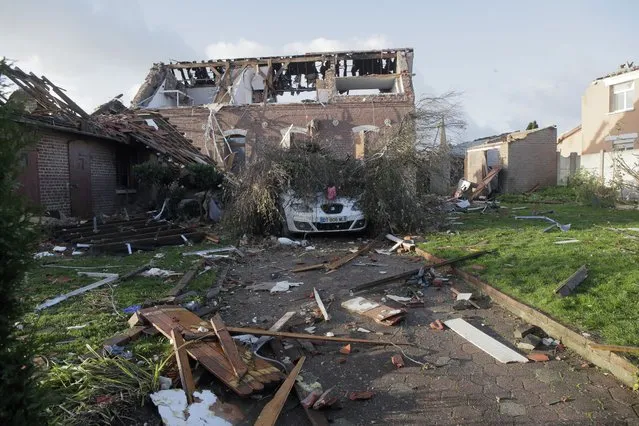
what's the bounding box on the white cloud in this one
[204,39,268,59]
[204,35,392,59]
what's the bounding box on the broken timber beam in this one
[326,239,378,271]
[555,265,588,297]
[171,328,196,404]
[349,251,492,293]
[210,314,249,378]
[168,260,204,297]
[589,344,639,354]
[254,357,306,426]
[224,327,406,346]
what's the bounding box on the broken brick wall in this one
[158,101,414,161]
[504,126,558,193]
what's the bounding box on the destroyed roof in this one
[451,131,512,156]
[455,125,557,155]
[557,124,581,144]
[0,65,211,165]
[594,62,639,81]
[94,111,212,165]
[168,47,414,66]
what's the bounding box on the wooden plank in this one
[168,260,203,297]
[171,328,196,404]
[225,326,402,345]
[210,314,249,378]
[91,232,205,252]
[103,326,147,348]
[326,239,377,271]
[255,357,306,426]
[349,251,491,293]
[313,288,330,321]
[555,265,588,297]
[121,262,153,282]
[291,263,326,273]
[469,166,502,200]
[444,318,528,363]
[270,312,296,331]
[589,344,639,354]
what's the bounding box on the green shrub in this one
[569,169,618,207]
[0,61,46,425]
[132,161,179,188]
[180,163,224,191]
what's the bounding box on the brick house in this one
[131,48,415,167]
[4,67,210,218]
[463,126,558,194]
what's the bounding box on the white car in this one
[281,192,367,234]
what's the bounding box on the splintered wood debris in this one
[341,296,406,326]
[139,306,282,396]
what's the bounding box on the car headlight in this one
[291,202,313,212]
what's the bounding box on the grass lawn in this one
[420,191,639,348]
[18,242,219,362]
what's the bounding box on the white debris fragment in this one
[456,293,473,301]
[278,237,300,246]
[387,295,412,303]
[269,280,303,293]
[71,251,84,256]
[66,324,88,330]
[33,251,55,259]
[325,332,335,337]
[154,253,165,258]
[232,334,259,345]
[304,326,316,334]
[141,268,179,277]
[357,327,371,333]
[197,326,209,333]
[150,389,231,426]
[305,246,316,251]
[456,199,471,209]
[554,239,581,244]
[52,246,67,253]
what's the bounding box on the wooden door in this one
[68,140,92,218]
[17,150,40,205]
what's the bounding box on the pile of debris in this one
[39,214,213,256]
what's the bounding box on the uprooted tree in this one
[222,92,466,235]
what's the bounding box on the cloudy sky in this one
[1,0,636,140]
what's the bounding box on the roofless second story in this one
[132,48,414,109]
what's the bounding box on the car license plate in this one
[319,216,346,223]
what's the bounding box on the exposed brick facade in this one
[159,100,414,161]
[504,127,557,193]
[465,126,557,194]
[37,130,71,215]
[89,140,118,215]
[31,129,122,217]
